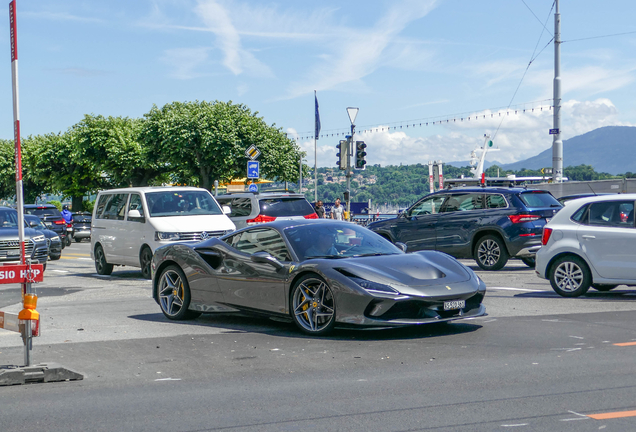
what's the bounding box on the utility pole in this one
[552,0,563,183]
[346,107,359,220]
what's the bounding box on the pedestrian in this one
[314,200,326,218]
[331,198,344,220]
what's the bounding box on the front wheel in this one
[157,265,200,320]
[291,274,336,335]
[475,235,509,271]
[74,237,82,243]
[549,255,592,297]
[140,247,153,279]
[95,244,113,275]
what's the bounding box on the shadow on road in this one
[515,288,636,301]
[129,311,483,341]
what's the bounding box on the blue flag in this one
[315,91,321,140]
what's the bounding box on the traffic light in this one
[336,139,349,170]
[354,141,367,170]
[343,190,350,202]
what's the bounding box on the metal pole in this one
[346,124,353,219]
[314,137,317,202]
[437,161,444,189]
[299,155,302,194]
[10,0,31,366]
[428,161,434,193]
[552,0,563,183]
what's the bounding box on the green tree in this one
[141,100,305,191]
[73,114,170,188]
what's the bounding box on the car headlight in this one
[348,276,400,295]
[32,235,46,242]
[155,232,181,241]
[51,236,60,241]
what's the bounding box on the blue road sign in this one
[248,183,258,192]
[549,128,559,135]
[247,161,260,179]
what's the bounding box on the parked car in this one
[536,194,636,297]
[23,204,68,248]
[24,214,62,260]
[216,192,317,229]
[152,219,486,335]
[368,187,562,270]
[91,186,235,279]
[71,212,92,242]
[0,207,49,267]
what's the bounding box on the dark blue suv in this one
[368,187,562,270]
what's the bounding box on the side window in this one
[95,194,112,219]
[232,228,291,261]
[571,204,589,223]
[224,198,252,217]
[441,194,484,213]
[409,195,447,216]
[102,194,129,220]
[127,194,145,222]
[485,194,508,209]
[589,201,635,227]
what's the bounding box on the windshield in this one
[0,209,19,228]
[259,198,315,217]
[519,191,562,208]
[146,190,222,217]
[25,207,61,218]
[284,222,402,261]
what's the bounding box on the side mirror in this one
[395,242,407,253]
[250,251,284,270]
[128,209,145,222]
[29,221,39,228]
[222,205,231,215]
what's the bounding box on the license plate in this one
[7,250,19,256]
[444,300,465,311]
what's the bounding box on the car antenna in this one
[585,183,597,196]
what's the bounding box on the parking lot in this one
[2,243,636,431]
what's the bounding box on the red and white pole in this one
[437,161,444,190]
[428,161,434,193]
[10,0,33,366]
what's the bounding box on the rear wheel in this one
[549,255,591,297]
[520,257,536,268]
[65,235,72,247]
[475,235,509,271]
[290,274,336,335]
[592,284,618,292]
[157,265,200,320]
[140,247,153,279]
[95,244,113,275]
[74,237,82,243]
[50,253,61,261]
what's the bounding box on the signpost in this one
[247,160,260,179]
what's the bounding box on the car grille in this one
[179,231,227,241]
[0,239,35,260]
[365,292,485,321]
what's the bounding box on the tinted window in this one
[0,209,19,228]
[24,206,62,218]
[409,195,447,216]
[217,197,252,217]
[146,190,222,217]
[127,194,145,222]
[230,228,291,261]
[571,204,589,223]
[588,201,635,227]
[258,198,314,217]
[102,194,128,220]
[518,191,561,208]
[95,194,112,219]
[441,194,484,213]
[485,194,507,209]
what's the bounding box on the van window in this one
[102,194,129,220]
[128,194,145,222]
[145,190,222,217]
[95,194,111,219]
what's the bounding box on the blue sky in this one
[2,0,635,168]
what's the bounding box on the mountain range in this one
[447,126,636,175]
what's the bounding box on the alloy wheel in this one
[553,261,584,293]
[159,269,185,318]
[478,239,500,267]
[291,277,335,334]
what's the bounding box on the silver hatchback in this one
[536,194,636,297]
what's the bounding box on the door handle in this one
[581,235,596,239]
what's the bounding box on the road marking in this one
[63,253,90,257]
[155,378,181,381]
[560,418,587,422]
[501,424,528,427]
[613,341,636,347]
[588,410,636,420]
[488,287,547,292]
[52,270,69,273]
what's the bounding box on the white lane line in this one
[488,287,547,292]
[155,378,181,381]
[560,418,587,422]
[501,424,528,427]
[568,335,584,339]
[568,410,588,417]
[52,270,69,273]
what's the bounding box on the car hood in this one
[0,227,43,240]
[149,215,236,232]
[333,251,476,296]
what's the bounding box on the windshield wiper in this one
[351,253,398,257]
[305,255,347,260]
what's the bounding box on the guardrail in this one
[350,214,396,226]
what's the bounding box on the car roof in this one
[96,186,209,194]
[229,218,350,232]
[439,187,540,194]
[562,193,636,205]
[217,192,306,199]
[24,204,57,208]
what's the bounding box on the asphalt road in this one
[2,242,636,432]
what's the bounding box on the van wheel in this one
[95,245,113,275]
[140,247,153,279]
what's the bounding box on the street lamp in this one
[345,107,359,220]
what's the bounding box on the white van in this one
[90,186,235,278]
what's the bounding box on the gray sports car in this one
[151,220,487,335]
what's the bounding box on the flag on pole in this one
[314,91,321,140]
